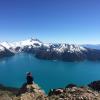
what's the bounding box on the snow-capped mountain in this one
[0,38,42,58]
[35,43,88,61]
[0,39,87,54]
[0,38,42,52]
[0,45,5,52]
[0,38,100,61]
[49,44,87,53]
[0,45,14,58]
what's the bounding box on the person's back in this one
[27,73,33,84]
[26,72,35,93]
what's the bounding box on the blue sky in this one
[0,0,100,44]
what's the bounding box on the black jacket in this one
[27,75,34,84]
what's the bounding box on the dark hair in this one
[26,72,32,76]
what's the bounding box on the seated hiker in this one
[26,72,35,92]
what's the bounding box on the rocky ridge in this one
[48,86,100,100]
[0,83,47,100]
[0,81,100,100]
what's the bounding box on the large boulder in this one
[65,84,77,88]
[88,80,100,91]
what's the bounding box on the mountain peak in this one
[0,45,5,51]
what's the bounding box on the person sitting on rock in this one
[26,72,35,92]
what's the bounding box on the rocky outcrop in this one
[0,84,19,100]
[0,83,48,100]
[18,83,48,100]
[88,80,100,91]
[48,84,100,100]
[0,81,100,100]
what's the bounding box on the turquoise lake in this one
[0,53,100,93]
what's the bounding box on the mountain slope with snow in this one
[0,38,42,52]
[0,45,15,58]
[0,38,100,61]
[35,43,88,61]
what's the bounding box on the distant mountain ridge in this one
[0,38,100,61]
[82,44,100,50]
